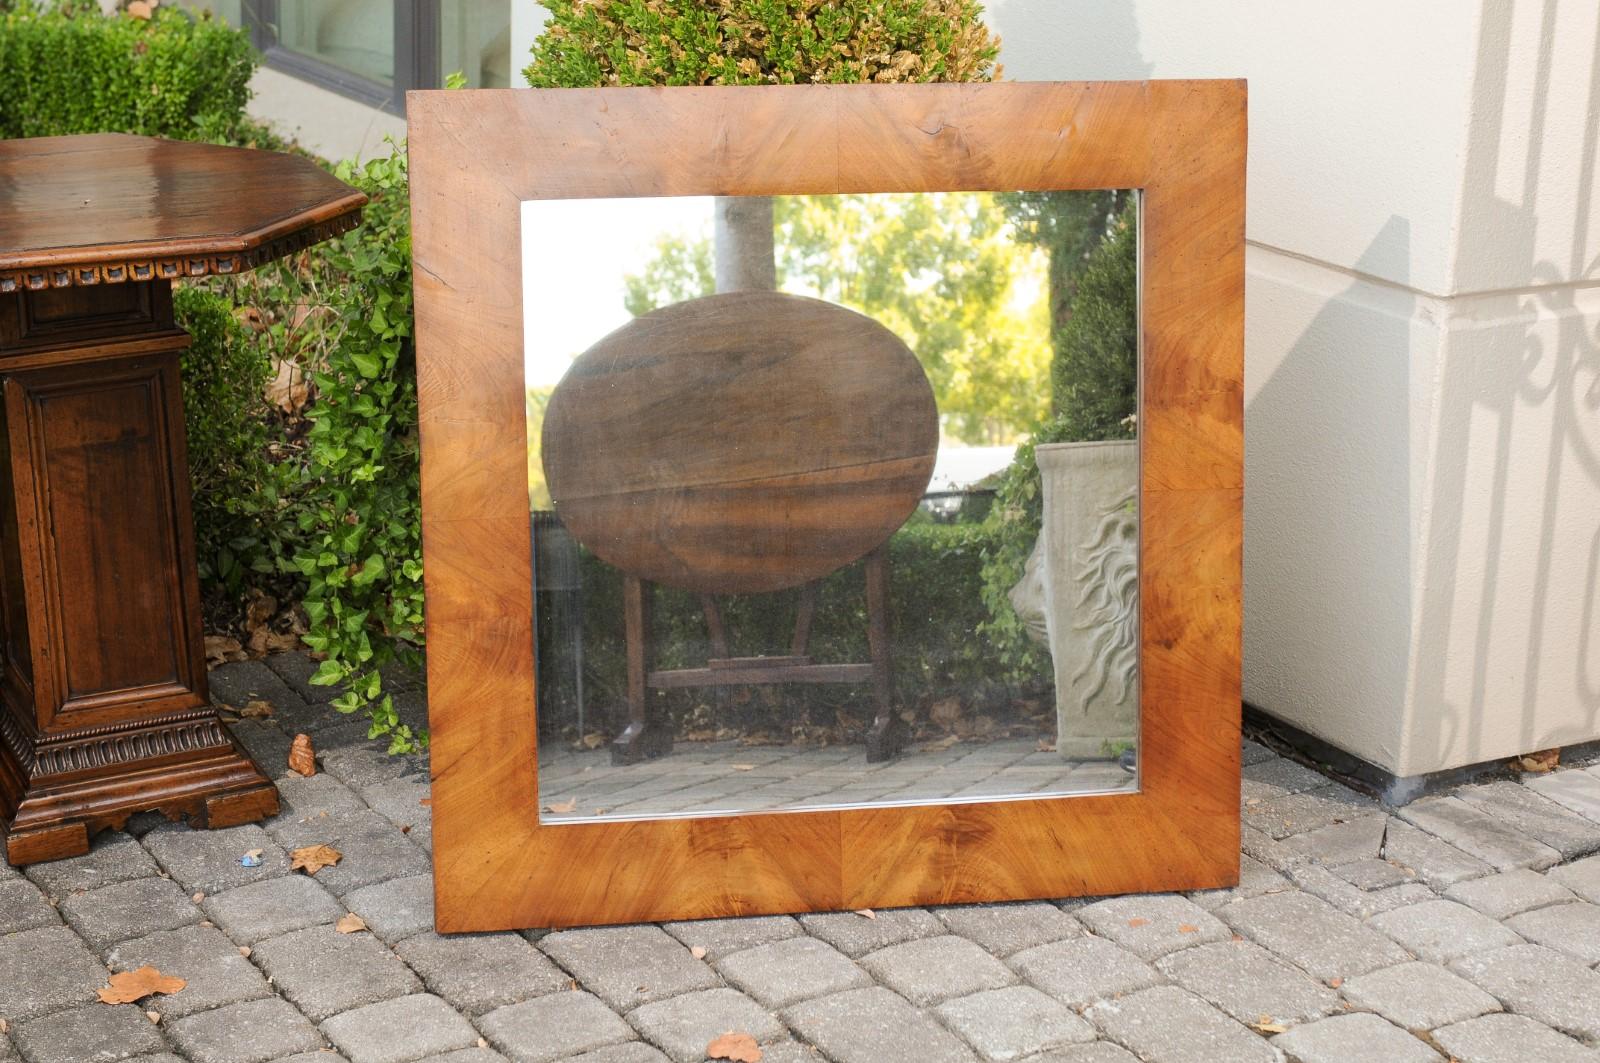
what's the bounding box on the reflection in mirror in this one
[522,190,1140,823]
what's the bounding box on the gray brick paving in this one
[21,655,1600,1063]
[1009,936,1163,1008]
[1154,940,1338,1028]
[856,934,1015,1005]
[200,874,345,945]
[783,986,976,1063]
[321,993,481,1063]
[1084,986,1276,1063]
[1074,895,1230,960]
[251,924,422,1021]
[539,925,718,1012]
[1336,961,1500,1032]
[0,925,108,1021]
[395,932,569,1015]
[0,876,60,934]
[478,991,635,1063]
[715,936,870,1008]
[1505,899,1600,964]
[1270,1012,1441,1062]
[626,987,785,1062]
[935,985,1096,1061]
[1366,898,1522,963]
[1449,944,1600,1041]
[105,925,272,1019]
[1431,1012,1598,1063]
[10,1002,167,1063]
[931,902,1080,956]
[59,877,203,950]
[165,996,324,1063]
[1217,890,1409,981]
[1442,867,1577,919]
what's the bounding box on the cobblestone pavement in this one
[6,653,1600,1062]
[538,738,1132,820]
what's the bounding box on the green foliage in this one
[978,204,1140,676]
[623,192,1053,444]
[172,287,297,598]
[0,2,257,142]
[525,0,998,88]
[285,146,426,753]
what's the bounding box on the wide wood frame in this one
[409,81,1245,931]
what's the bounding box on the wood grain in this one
[409,81,1246,929]
[543,290,937,594]
[0,136,363,864]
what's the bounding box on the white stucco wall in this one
[988,0,1600,776]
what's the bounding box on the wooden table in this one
[0,134,365,864]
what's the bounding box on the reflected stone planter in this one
[1010,440,1139,759]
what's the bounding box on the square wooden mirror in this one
[409,80,1244,931]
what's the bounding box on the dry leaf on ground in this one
[203,635,246,667]
[335,913,367,934]
[98,967,185,1005]
[1035,739,1056,753]
[145,1010,161,1024]
[288,733,316,777]
[1516,748,1559,773]
[730,764,756,772]
[706,1032,762,1062]
[543,799,577,814]
[290,844,342,876]
[579,732,608,750]
[266,358,311,416]
[690,946,707,960]
[853,909,876,920]
[238,700,273,719]
[1251,1018,1288,1034]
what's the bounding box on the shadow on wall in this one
[1244,221,1415,761]
[1409,0,1600,767]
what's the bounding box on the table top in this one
[0,134,367,293]
[542,290,938,595]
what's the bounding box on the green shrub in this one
[0,3,256,142]
[978,204,1139,677]
[525,0,999,87]
[172,287,298,599]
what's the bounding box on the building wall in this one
[988,0,1600,776]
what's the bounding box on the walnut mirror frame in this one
[409,80,1245,932]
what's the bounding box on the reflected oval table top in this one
[542,290,938,594]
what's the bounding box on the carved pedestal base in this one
[0,710,277,864]
[0,282,280,865]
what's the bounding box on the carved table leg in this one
[612,575,672,765]
[0,284,277,865]
[863,546,904,762]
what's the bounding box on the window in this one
[183,1,512,114]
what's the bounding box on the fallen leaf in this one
[929,697,962,729]
[477,1038,488,1049]
[126,1,152,20]
[265,357,311,416]
[730,764,756,772]
[203,635,245,666]
[335,913,367,934]
[579,732,608,750]
[1178,924,1198,934]
[1035,738,1056,753]
[238,700,274,719]
[1516,748,1559,773]
[145,1010,161,1024]
[98,967,185,1005]
[238,946,251,958]
[1251,1018,1288,1034]
[690,946,708,960]
[706,1032,762,1062]
[543,799,578,814]
[289,844,342,876]
[853,909,876,920]
[1126,918,1149,928]
[288,733,316,777]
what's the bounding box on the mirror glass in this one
[522,190,1140,823]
